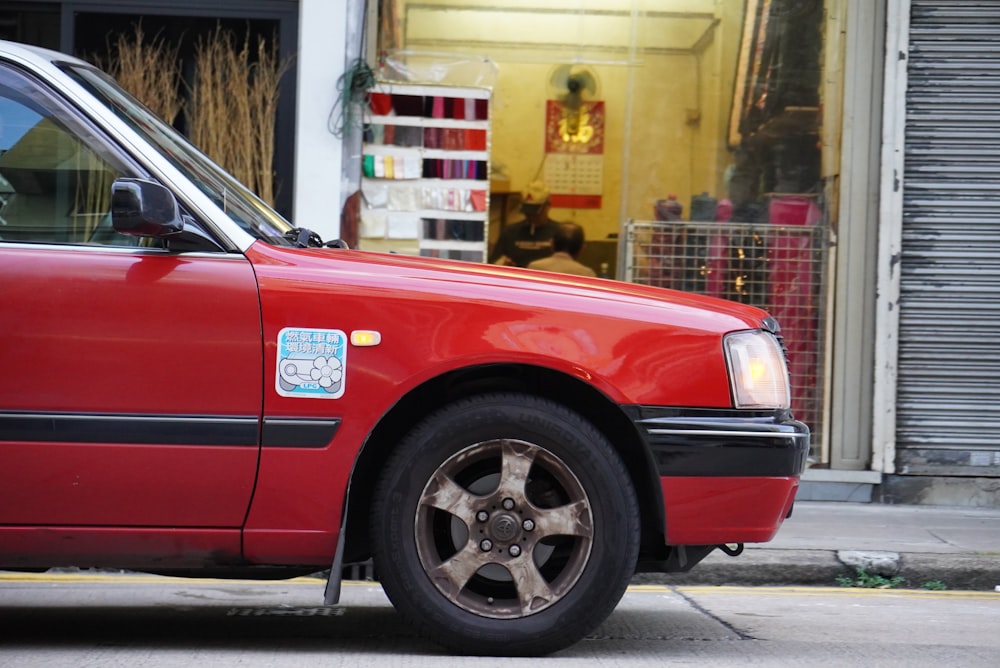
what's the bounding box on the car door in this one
[0,60,262,531]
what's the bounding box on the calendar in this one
[544,154,603,209]
[544,100,605,209]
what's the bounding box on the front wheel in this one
[371,393,640,656]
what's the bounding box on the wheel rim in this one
[414,438,594,620]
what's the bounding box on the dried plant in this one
[103,23,182,125]
[75,24,181,240]
[189,26,290,206]
[247,34,288,205]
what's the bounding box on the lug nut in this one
[476,511,489,522]
[509,545,522,557]
[502,498,515,510]
[480,539,493,552]
[522,519,535,532]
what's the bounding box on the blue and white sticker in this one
[275,327,347,399]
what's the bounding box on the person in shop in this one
[489,180,560,267]
[527,222,597,278]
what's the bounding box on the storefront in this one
[357,0,861,483]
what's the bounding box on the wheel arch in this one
[339,363,666,569]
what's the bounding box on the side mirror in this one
[111,178,184,237]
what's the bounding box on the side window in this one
[0,63,136,246]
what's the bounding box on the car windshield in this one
[60,63,295,246]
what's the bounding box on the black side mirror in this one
[111,178,184,237]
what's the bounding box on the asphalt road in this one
[1,572,998,666]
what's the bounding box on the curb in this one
[632,549,1000,592]
[898,553,1000,592]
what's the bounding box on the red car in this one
[0,40,808,656]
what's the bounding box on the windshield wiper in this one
[285,227,323,248]
[284,227,351,249]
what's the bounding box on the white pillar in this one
[293,0,349,239]
[873,0,912,475]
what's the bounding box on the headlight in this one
[724,330,791,409]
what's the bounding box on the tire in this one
[371,393,640,656]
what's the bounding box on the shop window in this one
[373,0,839,462]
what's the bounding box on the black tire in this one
[371,393,640,656]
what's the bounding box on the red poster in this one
[545,100,605,154]
[544,100,605,209]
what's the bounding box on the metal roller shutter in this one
[898,1,1000,476]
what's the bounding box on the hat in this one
[521,180,550,207]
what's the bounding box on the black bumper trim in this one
[629,407,810,477]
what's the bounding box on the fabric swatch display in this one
[402,156,422,179]
[387,185,419,211]
[394,126,422,147]
[387,212,419,239]
[424,218,447,240]
[391,94,423,116]
[431,96,445,119]
[424,127,442,149]
[470,190,487,212]
[443,129,463,151]
[360,209,388,238]
[361,87,490,259]
[362,181,389,208]
[465,129,487,151]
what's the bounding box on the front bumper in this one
[629,407,810,545]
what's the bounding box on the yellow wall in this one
[384,0,742,240]
[623,53,705,226]
[491,62,629,239]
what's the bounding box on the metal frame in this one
[827,0,890,473]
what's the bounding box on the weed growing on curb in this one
[920,580,948,591]
[835,568,905,589]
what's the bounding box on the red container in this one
[768,196,821,226]
[369,92,392,115]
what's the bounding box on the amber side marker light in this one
[351,330,382,346]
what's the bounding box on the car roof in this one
[0,39,89,68]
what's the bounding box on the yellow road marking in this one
[1,573,996,601]
[671,585,999,600]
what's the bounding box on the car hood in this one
[248,243,773,336]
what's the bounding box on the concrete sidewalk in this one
[640,501,1000,591]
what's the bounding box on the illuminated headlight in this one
[724,330,791,409]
